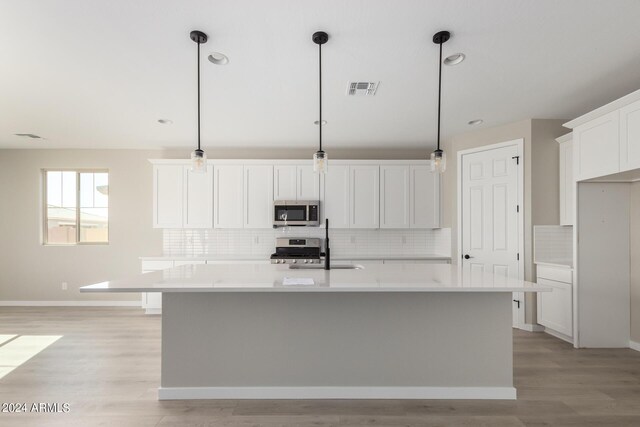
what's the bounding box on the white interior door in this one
[460,141,523,327]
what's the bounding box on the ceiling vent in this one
[347,82,379,96]
[15,133,42,139]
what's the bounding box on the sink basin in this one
[288,264,364,270]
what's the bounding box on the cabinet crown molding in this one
[564,88,640,129]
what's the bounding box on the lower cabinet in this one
[536,265,573,339]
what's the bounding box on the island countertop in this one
[80,263,550,293]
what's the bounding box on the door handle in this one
[464,254,473,260]
[513,299,521,309]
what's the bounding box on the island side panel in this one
[161,292,512,397]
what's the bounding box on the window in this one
[43,170,109,244]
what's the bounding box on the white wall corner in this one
[519,323,544,332]
[630,340,640,352]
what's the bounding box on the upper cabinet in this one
[322,164,351,228]
[274,164,319,201]
[153,164,213,229]
[350,165,380,228]
[565,89,640,182]
[214,165,244,228]
[152,160,440,230]
[573,111,619,181]
[380,165,410,228]
[557,134,574,226]
[620,99,640,171]
[244,165,274,228]
[410,165,440,228]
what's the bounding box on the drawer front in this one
[537,278,573,337]
[537,265,572,283]
[140,260,174,271]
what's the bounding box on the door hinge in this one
[512,156,520,165]
[516,205,519,213]
[517,253,520,261]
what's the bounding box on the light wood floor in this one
[1,307,639,426]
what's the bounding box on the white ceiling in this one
[2,0,640,150]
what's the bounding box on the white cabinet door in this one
[244,165,274,228]
[214,165,244,228]
[559,140,574,226]
[537,277,573,337]
[298,165,320,200]
[380,165,410,228]
[153,165,183,228]
[574,110,619,181]
[322,164,350,228]
[619,99,640,172]
[410,165,440,228]
[350,165,380,228]
[274,165,297,200]
[183,165,213,228]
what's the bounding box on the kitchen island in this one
[80,263,549,400]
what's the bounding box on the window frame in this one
[42,168,110,246]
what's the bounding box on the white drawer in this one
[140,260,174,271]
[537,278,573,337]
[537,265,572,284]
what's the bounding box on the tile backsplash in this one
[533,225,573,264]
[163,228,451,258]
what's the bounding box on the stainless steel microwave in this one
[273,200,320,227]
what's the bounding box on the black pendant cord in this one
[436,40,443,152]
[197,40,201,152]
[318,42,322,153]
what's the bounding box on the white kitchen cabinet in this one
[536,264,573,340]
[410,165,440,228]
[214,165,244,228]
[298,165,320,200]
[274,165,320,201]
[153,165,183,228]
[619,99,640,171]
[574,110,620,181]
[350,165,380,228]
[322,164,351,228]
[183,166,213,228]
[244,165,274,228]
[380,165,410,228]
[558,135,574,226]
[274,165,297,200]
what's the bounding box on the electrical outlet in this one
[61,282,68,291]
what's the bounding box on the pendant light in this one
[190,30,208,173]
[430,30,450,174]
[312,31,329,174]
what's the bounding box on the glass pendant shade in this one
[430,149,446,173]
[313,150,328,173]
[190,149,207,173]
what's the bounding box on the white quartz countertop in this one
[139,254,452,261]
[81,263,549,293]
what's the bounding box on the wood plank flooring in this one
[0,307,639,426]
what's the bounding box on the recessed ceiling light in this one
[15,133,42,139]
[208,52,229,65]
[314,120,327,125]
[468,119,483,125]
[157,119,173,124]
[444,53,465,66]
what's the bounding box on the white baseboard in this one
[543,326,574,344]
[518,323,544,332]
[158,386,517,400]
[630,340,640,352]
[0,300,141,307]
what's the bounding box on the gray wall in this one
[441,119,567,324]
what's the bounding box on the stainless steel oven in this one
[273,200,320,227]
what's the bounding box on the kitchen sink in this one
[288,264,364,270]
